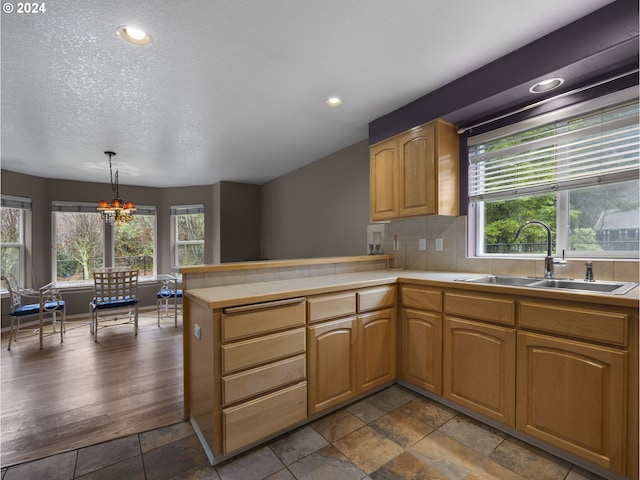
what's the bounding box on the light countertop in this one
[185,270,639,310]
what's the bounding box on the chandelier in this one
[96,151,137,225]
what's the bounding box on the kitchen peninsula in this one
[181,256,639,480]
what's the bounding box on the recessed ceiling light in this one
[117,26,152,46]
[529,77,564,94]
[325,97,343,108]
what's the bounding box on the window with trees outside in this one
[1,195,30,286]
[172,205,205,267]
[468,87,639,258]
[53,202,156,282]
[113,212,156,275]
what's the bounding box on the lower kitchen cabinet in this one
[308,287,397,415]
[308,316,358,414]
[399,285,443,394]
[358,308,396,393]
[221,354,306,405]
[187,297,308,460]
[400,307,442,394]
[223,381,307,453]
[517,331,627,473]
[221,327,306,374]
[443,316,516,427]
[186,276,637,478]
[516,299,634,477]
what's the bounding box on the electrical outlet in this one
[435,238,444,251]
[194,324,201,340]
[419,238,427,251]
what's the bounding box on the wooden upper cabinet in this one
[370,143,398,221]
[370,119,459,222]
[398,123,436,217]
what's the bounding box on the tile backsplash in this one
[376,216,639,283]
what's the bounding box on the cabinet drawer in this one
[519,302,628,347]
[223,382,307,454]
[400,285,442,312]
[307,292,356,323]
[222,354,306,406]
[444,292,514,326]
[357,285,396,312]
[222,298,306,341]
[222,327,306,374]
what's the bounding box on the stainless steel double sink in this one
[456,274,638,295]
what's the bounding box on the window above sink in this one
[466,87,639,261]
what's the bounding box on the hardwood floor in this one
[0,311,184,467]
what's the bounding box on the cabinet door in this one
[308,317,357,415]
[398,123,436,217]
[517,331,627,474]
[400,308,442,395]
[358,309,396,393]
[370,140,398,221]
[443,317,515,426]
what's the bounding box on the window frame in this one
[467,87,639,260]
[171,204,205,268]
[1,195,30,287]
[52,202,158,283]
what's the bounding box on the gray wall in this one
[218,182,261,262]
[3,137,371,285]
[0,170,263,321]
[3,137,376,321]
[260,139,370,260]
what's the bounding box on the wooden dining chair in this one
[89,268,139,342]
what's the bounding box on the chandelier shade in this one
[97,151,137,225]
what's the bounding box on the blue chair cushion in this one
[92,297,138,310]
[14,301,66,316]
[157,289,183,299]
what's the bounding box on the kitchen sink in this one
[457,275,539,287]
[456,275,638,295]
[528,278,638,295]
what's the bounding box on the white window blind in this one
[170,204,204,215]
[1,195,31,209]
[468,88,640,203]
[52,201,157,216]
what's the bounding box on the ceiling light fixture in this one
[117,26,152,46]
[97,151,137,225]
[325,96,343,108]
[529,77,564,94]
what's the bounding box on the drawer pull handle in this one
[224,297,305,314]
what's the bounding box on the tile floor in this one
[0,385,608,480]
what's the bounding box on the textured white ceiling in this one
[1,0,613,188]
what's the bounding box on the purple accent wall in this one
[368,1,639,145]
[368,1,639,217]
